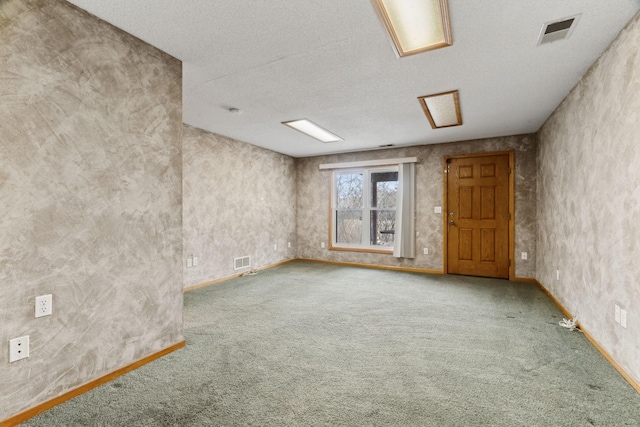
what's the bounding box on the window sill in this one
[329,245,393,255]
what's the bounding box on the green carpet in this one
[21,261,640,426]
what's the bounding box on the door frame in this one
[442,151,515,279]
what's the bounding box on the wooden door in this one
[446,154,510,279]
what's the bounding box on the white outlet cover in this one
[434,206,442,214]
[321,242,325,248]
[186,257,193,268]
[35,294,52,318]
[521,252,527,260]
[193,257,198,266]
[423,247,429,255]
[9,335,29,362]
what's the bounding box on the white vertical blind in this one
[393,162,416,258]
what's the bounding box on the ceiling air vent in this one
[537,14,581,46]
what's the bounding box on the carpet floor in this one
[21,261,640,426]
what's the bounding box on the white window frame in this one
[330,165,399,253]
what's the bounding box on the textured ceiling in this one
[66,1,639,157]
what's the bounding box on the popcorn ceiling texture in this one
[537,12,640,386]
[182,125,297,289]
[0,0,183,420]
[295,135,537,279]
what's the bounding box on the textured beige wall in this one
[182,125,296,288]
[296,135,537,278]
[537,12,640,385]
[0,0,183,420]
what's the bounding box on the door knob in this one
[449,220,456,225]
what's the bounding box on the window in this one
[332,166,399,252]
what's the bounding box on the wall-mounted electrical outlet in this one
[288,242,291,248]
[35,294,52,318]
[9,335,29,363]
[434,206,442,214]
[423,247,429,255]
[321,242,325,249]
[274,244,277,251]
[186,257,193,268]
[615,304,621,324]
[521,252,528,260]
[556,269,560,281]
[620,309,627,329]
[192,257,198,266]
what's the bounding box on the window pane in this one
[371,171,398,208]
[370,209,395,246]
[336,210,362,244]
[336,173,363,209]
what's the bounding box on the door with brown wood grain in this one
[446,155,510,279]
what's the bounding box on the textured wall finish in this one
[182,125,296,289]
[296,135,537,279]
[537,12,640,385]
[0,0,183,420]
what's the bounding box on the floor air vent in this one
[537,14,581,46]
[234,256,251,270]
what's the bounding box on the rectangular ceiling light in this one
[418,90,462,129]
[371,0,452,57]
[282,119,343,143]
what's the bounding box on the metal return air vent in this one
[537,14,581,46]
[234,256,251,270]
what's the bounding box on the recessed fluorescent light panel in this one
[282,119,343,143]
[371,0,452,57]
[418,90,462,129]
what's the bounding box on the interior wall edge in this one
[0,0,184,419]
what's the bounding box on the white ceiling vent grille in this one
[234,256,251,271]
[537,14,581,46]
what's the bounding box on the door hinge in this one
[508,167,512,174]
